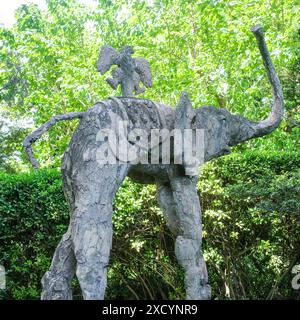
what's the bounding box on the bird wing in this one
[134,57,153,88]
[97,45,119,75]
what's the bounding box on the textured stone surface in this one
[24,26,284,300]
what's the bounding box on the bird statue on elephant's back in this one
[96,44,153,97]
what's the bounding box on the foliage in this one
[0,119,23,173]
[0,0,299,169]
[0,151,299,300]
[199,151,300,299]
[0,0,299,301]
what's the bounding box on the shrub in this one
[0,151,299,299]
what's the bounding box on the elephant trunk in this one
[250,25,284,137]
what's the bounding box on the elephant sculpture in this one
[23,25,284,300]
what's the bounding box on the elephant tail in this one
[23,112,85,169]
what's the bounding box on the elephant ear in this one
[175,92,195,130]
[97,45,119,75]
[134,57,153,88]
[174,92,200,176]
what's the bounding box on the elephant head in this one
[184,25,284,163]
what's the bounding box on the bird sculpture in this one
[96,45,153,97]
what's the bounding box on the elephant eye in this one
[191,115,196,125]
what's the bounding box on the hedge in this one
[0,150,299,299]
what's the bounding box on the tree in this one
[0,0,299,171]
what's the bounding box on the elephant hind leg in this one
[41,155,76,300]
[71,163,129,300]
[41,227,75,300]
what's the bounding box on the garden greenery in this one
[0,0,299,299]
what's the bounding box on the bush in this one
[199,151,300,299]
[0,170,70,299]
[0,151,299,299]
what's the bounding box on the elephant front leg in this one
[170,176,211,300]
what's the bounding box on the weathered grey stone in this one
[24,25,284,300]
